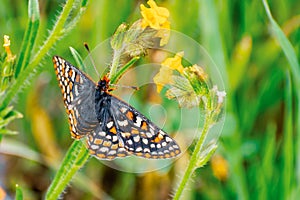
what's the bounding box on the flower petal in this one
[161,52,184,73]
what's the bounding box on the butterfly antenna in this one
[84,42,100,78]
[110,83,139,91]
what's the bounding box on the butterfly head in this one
[97,76,110,92]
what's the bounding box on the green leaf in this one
[196,141,218,168]
[15,0,40,77]
[69,47,86,71]
[262,0,300,86]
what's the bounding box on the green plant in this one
[0,0,89,197]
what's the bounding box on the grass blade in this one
[282,71,294,199]
[262,0,300,85]
[262,0,300,187]
[15,0,40,77]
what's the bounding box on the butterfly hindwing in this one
[86,125,129,160]
[110,96,181,159]
[86,102,130,160]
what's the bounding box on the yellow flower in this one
[153,65,174,93]
[153,52,184,93]
[162,51,184,74]
[211,154,229,181]
[140,0,170,46]
[3,35,16,62]
[140,0,170,29]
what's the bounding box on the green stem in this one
[173,109,212,200]
[45,140,89,200]
[0,0,76,110]
[110,56,140,84]
[15,184,23,200]
[108,50,121,80]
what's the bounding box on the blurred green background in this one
[0,0,300,199]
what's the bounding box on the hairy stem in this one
[173,109,212,200]
[45,141,89,200]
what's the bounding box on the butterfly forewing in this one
[53,56,99,138]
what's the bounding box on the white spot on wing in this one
[142,138,148,145]
[127,140,133,145]
[146,132,152,138]
[134,116,142,127]
[117,120,128,126]
[90,145,99,150]
[165,136,172,143]
[120,107,128,113]
[99,131,106,137]
[136,147,142,152]
[107,121,114,128]
[144,148,150,153]
[133,135,140,143]
[112,135,118,142]
[108,150,116,155]
[99,147,109,153]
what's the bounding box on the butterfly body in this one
[53,56,181,160]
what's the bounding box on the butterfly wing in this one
[109,96,181,159]
[86,113,129,160]
[53,56,99,139]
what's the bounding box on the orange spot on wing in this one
[164,154,170,158]
[117,153,126,157]
[135,152,143,156]
[126,111,134,120]
[94,139,103,145]
[110,127,117,134]
[88,135,93,142]
[89,149,96,154]
[152,133,163,143]
[97,153,106,158]
[131,128,139,134]
[75,74,80,82]
[103,141,112,147]
[141,121,148,130]
[144,153,151,158]
[69,82,73,90]
[68,70,73,77]
[153,137,162,143]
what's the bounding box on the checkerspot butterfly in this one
[53,56,181,160]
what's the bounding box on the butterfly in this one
[52,56,181,160]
